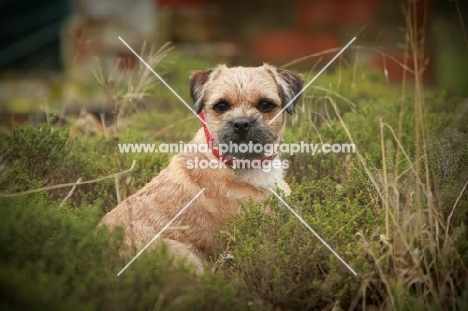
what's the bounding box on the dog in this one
[100,64,304,274]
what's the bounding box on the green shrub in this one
[216,170,381,310]
[0,123,174,213]
[0,124,115,209]
[0,195,248,310]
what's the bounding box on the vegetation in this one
[1,15,467,310]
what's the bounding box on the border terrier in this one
[100,64,304,274]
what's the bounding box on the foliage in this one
[0,195,247,310]
[216,171,380,310]
[0,123,173,213]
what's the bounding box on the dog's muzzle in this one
[198,110,280,169]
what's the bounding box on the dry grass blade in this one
[325,96,382,201]
[0,161,136,198]
[281,45,416,75]
[92,41,174,129]
[59,177,82,209]
[445,180,468,246]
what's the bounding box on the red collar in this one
[198,110,280,169]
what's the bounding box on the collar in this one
[198,110,280,169]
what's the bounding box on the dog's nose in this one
[233,118,251,135]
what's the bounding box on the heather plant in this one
[215,169,380,310]
[0,124,171,212]
[0,194,247,311]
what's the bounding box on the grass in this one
[1,6,468,309]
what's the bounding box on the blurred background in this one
[0,0,467,128]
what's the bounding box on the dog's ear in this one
[190,69,212,114]
[276,68,304,114]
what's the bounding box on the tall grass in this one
[322,3,468,309]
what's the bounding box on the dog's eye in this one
[257,101,276,113]
[213,101,230,113]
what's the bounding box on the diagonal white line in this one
[268,188,357,276]
[269,36,357,124]
[117,188,206,276]
[118,36,206,125]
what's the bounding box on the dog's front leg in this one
[161,238,205,275]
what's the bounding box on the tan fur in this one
[202,65,286,141]
[99,64,303,274]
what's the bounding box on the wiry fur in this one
[99,64,304,274]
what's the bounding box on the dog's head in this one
[190,64,304,160]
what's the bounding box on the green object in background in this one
[434,17,468,96]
